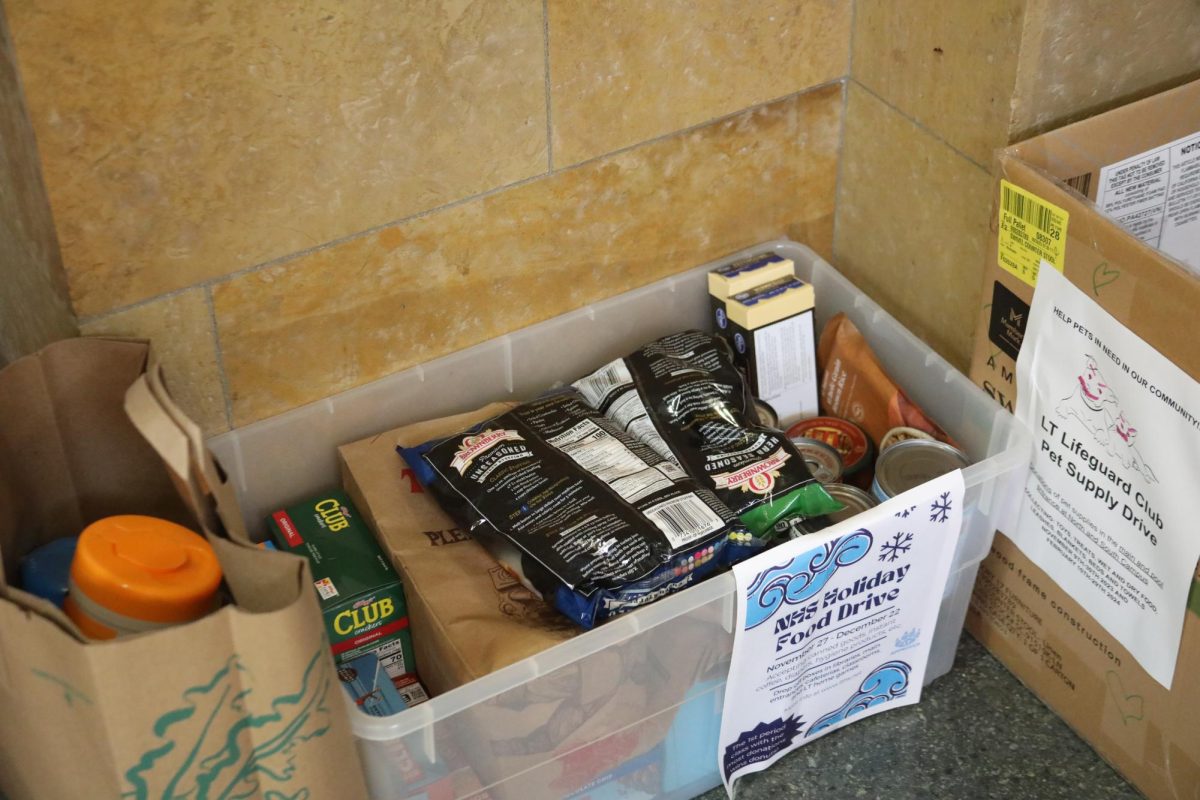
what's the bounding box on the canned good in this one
[790,437,844,483]
[824,483,879,523]
[787,515,834,537]
[786,416,872,476]
[64,515,222,640]
[752,398,779,429]
[872,440,969,501]
[879,426,936,451]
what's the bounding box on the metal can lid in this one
[786,416,872,474]
[874,440,969,498]
[823,483,879,523]
[790,437,844,484]
[871,474,889,503]
[879,426,935,451]
[753,398,779,430]
[789,515,833,537]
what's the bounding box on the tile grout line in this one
[571,78,847,168]
[832,77,850,258]
[832,0,858,261]
[542,0,554,173]
[78,283,199,325]
[76,168,553,325]
[204,286,236,431]
[853,79,991,173]
[79,78,848,327]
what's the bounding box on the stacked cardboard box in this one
[968,80,1200,800]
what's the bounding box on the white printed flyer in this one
[1014,264,1200,688]
[718,471,964,795]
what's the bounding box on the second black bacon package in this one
[573,331,840,539]
[399,391,757,628]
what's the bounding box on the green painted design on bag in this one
[122,647,332,800]
[31,668,92,707]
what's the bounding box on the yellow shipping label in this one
[997,179,1069,287]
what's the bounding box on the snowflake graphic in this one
[879,531,913,562]
[893,504,917,519]
[930,491,953,523]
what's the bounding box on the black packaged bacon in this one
[399,391,759,628]
[572,330,842,538]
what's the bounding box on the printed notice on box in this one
[1015,265,1200,688]
[1095,129,1200,272]
[718,472,963,795]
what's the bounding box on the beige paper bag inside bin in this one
[0,337,367,800]
[342,402,732,800]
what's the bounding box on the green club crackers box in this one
[267,491,415,681]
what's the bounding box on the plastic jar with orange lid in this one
[63,515,223,640]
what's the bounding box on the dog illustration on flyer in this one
[1056,355,1157,484]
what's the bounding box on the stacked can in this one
[786,417,873,488]
[872,440,969,501]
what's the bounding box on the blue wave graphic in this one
[806,660,912,737]
[744,530,873,630]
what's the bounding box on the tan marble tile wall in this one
[841,1,1027,372]
[6,0,850,430]
[549,0,850,167]
[852,0,1026,167]
[1011,0,1200,140]
[80,290,228,435]
[0,10,75,365]
[853,0,1200,163]
[5,0,549,317]
[215,86,842,427]
[835,84,992,371]
[840,0,1200,375]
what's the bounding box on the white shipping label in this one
[1014,265,1200,688]
[718,471,964,795]
[1095,130,1200,272]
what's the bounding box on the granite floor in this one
[698,633,1142,800]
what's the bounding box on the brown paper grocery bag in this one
[341,403,734,799]
[339,402,578,695]
[0,337,367,800]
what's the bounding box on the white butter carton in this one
[718,275,818,427]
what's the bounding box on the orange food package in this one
[816,313,953,447]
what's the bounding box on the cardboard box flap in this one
[1009,80,1200,189]
[995,156,1200,381]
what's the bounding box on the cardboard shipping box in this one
[968,80,1200,800]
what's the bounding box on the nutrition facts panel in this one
[1096,130,1200,271]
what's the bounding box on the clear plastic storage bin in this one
[209,241,1031,800]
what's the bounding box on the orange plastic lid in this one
[71,515,222,624]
